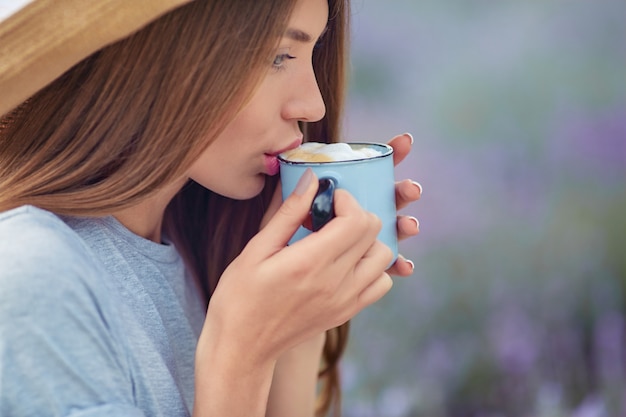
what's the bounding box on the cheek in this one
[188,151,266,200]
[185,99,274,198]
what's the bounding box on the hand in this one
[261,133,422,277]
[204,169,393,365]
[386,133,422,277]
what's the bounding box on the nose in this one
[282,66,326,123]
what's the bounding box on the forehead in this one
[284,0,328,41]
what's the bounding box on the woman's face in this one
[187,0,329,199]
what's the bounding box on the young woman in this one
[0,0,421,416]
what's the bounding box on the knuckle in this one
[351,209,367,229]
[320,282,338,300]
[360,208,374,225]
[369,212,383,233]
[335,189,362,214]
[377,241,394,264]
[335,189,355,204]
[384,247,394,266]
[335,308,355,327]
[381,274,393,293]
[292,256,317,278]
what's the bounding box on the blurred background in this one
[341,0,626,416]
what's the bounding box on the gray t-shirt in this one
[0,205,206,417]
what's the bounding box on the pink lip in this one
[264,138,302,176]
[268,138,303,157]
[264,155,280,176]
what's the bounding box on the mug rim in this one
[277,142,394,165]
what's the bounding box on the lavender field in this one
[341,0,626,416]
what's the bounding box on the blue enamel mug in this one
[278,142,398,264]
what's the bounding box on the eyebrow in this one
[284,26,328,43]
[285,28,313,43]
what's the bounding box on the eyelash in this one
[272,53,296,71]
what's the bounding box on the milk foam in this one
[280,142,382,163]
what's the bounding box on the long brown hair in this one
[0,0,350,415]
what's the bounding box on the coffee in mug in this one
[280,142,384,163]
[278,142,398,264]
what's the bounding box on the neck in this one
[112,177,188,243]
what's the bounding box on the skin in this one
[113,0,422,415]
[263,133,420,417]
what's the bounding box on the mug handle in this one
[310,178,336,232]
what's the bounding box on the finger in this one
[252,168,319,255]
[386,254,415,277]
[330,210,383,267]
[326,190,383,259]
[295,190,380,263]
[260,181,284,230]
[388,133,413,166]
[397,215,419,241]
[357,272,393,309]
[342,239,393,294]
[395,179,422,210]
[282,189,378,264]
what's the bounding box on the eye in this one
[272,53,296,70]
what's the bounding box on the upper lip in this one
[267,137,303,157]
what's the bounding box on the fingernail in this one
[411,181,423,195]
[399,254,415,270]
[406,258,415,270]
[407,216,420,231]
[404,132,414,145]
[294,168,313,196]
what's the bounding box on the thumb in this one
[252,168,318,254]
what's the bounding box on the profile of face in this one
[186,0,329,200]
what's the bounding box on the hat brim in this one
[0,0,191,116]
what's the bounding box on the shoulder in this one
[0,207,141,414]
[0,205,97,273]
[0,205,91,259]
[0,205,124,372]
[0,205,105,311]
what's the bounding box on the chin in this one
[216,175,267,200]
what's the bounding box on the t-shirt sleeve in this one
[0,209,145,417]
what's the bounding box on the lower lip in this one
[264,154,280,176]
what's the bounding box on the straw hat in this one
[0,0,192,116]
